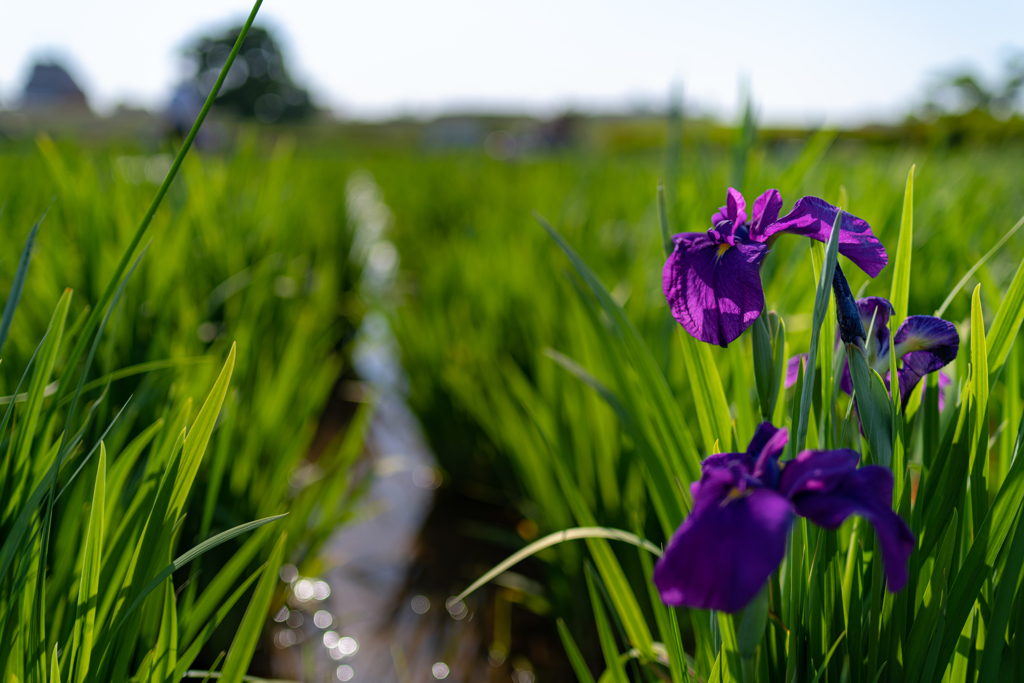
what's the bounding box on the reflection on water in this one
[270,172,574,682]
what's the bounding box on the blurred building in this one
[20,62,89,111]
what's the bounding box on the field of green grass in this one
[2,100,1024,682]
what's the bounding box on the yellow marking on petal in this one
[716,243,732,259]
[720,486,750,507]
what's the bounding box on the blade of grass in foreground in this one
[218,531,287,683]
[985,250,1024,381]
[935,210,1024,318]
[796,210,840,452]
[0,210,43,356]
[889,165,915,331]
[453,527,661,604]
[51,0,265,409]
[557,619,598,683]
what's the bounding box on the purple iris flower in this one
[663,189,888,348]
[838,297,959,410]
[653,422,914,613]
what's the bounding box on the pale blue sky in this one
[1,0,1021,123]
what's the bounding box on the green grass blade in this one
[218,530,287,683]
[452,526,661,604]
[585,564,629,683]
[935,211,1024,318]
[931,407,1024,680]
[113,513,287,636]
[69,443,104,683]
[174,565,265,680]
[167,343,236,522]
[52,0,265,408]
[797,211,841,452]
[985,253,1024,381]
[976,500,1024,683]
[150,578,178,682]
[890,165,915,331]
[51,643,61,683]
[658,184,673,258]
[557,618,598,683]
[0,211,43,355]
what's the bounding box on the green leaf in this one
[636,544,689,683]
[452,526,661,605]
[51,643,61,683]
[557,618,598,683]
[219,530,287,683]
[0,211,43,355]
[657,184,673,258]
[586,564,629,683]
[796,210,840,452]
[751,311,774,421]
[986,252,1024,381]
[976,499,1024,683]
[149,578,178,683]
[545,348,688,532]
[168,343,236,523]
[931,406,1024,681]
[113,513,287,637]
[735,586,768,661]
[676,330,734,454]
[903,511,957,683]
[936,211,1024,318]
[51,0,266,410]
[174,565,266,681]
[846,345,893,467]
[890,165,915,331]
[69,443,105,683]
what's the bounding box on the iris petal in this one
[893,315,959,408]
[663,233,768,347]
[857,297,894,360]
[758,197,888,277]
[653,484,793,612]
[789,466,915,591]
[712,188,747,228]
[777,448,861,498]
[750,189,783,237]
[785,353,808,389]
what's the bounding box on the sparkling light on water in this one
[431,662,450,679]
[411,595,430,614]
[294,579,314,601]
[338,636,359,655]
[313,610,333,628]
[336,665,354,681]
[313,580,332,600]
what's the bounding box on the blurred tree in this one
[185,25,314,124]
[923,53,1024,118]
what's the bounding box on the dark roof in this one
[22,62,88,109]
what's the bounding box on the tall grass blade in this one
[453,527,661,604]
[69,444,104,683]
[557,618,598,683]
[0,212,43,356]
[796,211,840,451]
[218,530,287,683]
[890,165,915,331]
[985,253,1024,381]
[585,564,629,683]
[936,211,1024,318]
[53,0,265,408]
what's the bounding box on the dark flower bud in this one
[832,265,866,344]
